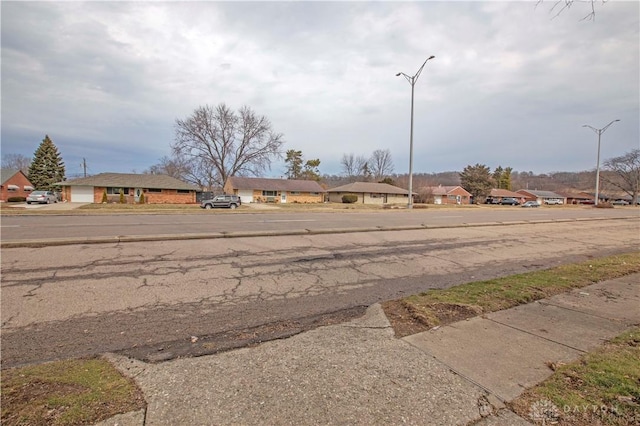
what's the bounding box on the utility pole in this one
[82,158,87,177]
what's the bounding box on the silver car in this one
[26,190,58,204]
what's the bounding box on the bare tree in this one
[602,149,640,204]
[537,0,605,21]
[2,153,31,175]
[369,149,394,181]
[173,104,284,188]
[340,153,367,182]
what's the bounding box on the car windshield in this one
[31,191,46,195]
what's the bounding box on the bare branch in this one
[172,104,284,188]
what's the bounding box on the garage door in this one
[71,186,94,202]
[238,190,253,204]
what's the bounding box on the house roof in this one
[1,169,24,185]
[56,173,199,190]
[421,185,471,196]
[516,189,564,198]
[227,176,326,192]
[327,182,409,195]
[490,189,525,198]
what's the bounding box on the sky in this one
[1,1,638,179]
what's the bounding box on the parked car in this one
[544,199,563,205]
[26,190,58,204]
[521,201,540,208]
[500,197,520,205]
[200,195,241,209]
[612,199,629,205]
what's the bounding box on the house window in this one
[24,185,34,191]
[7,184,19,191]
[107,187,129,195]
[311,192,320,195]
[262,190,277,196]
[147,188,162,193]
[177,189,190,194]
[290,191,301,195]
[447,195,457,200]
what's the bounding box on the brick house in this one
[224,176,325,204]
[326,182,410,204]
[419,185,472,205]
[516,189,565,204]
[486,189,527,204]
[1,169,35,202]
[56,173,199,204]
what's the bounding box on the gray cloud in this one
[2,1,637,178]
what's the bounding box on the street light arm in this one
[601,119,621,134]
[583,119,620,134]
[414,55,435,82]
[396,56,435,85]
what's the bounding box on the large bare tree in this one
[2,153,31,175]
[340,153,367,182]
[173,104,284,188]
[602,149,640,204]
[369,149,394,181]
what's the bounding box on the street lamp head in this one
[395,72,402,76]
[428,55,435,60]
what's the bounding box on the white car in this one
[544,199,563,205]
[26,190,58,204]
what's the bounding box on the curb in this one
[2,215,637,248]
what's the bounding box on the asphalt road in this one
[1,214,638,368]
[0,206,637,242]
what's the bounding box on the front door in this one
[281,192,287,204]
[134,188,143,203]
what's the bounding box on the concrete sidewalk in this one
[99,274,639,426]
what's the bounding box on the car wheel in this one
[26,201,31,205]
[46,198,51,204]
[230,203,237,209]
[204,204,212,209]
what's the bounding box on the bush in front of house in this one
[7,197,26,202]
[101,190,108,203]
[139,192,145,204]
[119,189,125,204]
[342,194,358,204]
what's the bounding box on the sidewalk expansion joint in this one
[484,317,587,354]
[538,300,631,324]
[403,340,510,404]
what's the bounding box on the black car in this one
[500,197,520,205]
[201,195,242,209]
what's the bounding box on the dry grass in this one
[383,252,640,336]
[510,327,640,425]
[1,357,145,426]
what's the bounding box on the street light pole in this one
[397,55,435,209]
[583,119,620,206]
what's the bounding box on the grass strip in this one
[383,252,640,336]
[1,357,145,426]
[510,327,640,425]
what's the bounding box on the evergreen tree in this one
[301,159,321,181]
[501,167,513,191]
[285,150,303,179]
[28,135,66,190]
[460,164,493,202]
[492,166,504,189]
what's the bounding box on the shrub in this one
[595,202,613,209]
[7,197,26,202]
[101,190,108,204]
[139,192,145,204]
[119,189,125,204]
[342,194,358,204]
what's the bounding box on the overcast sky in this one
[2,1,638,179]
